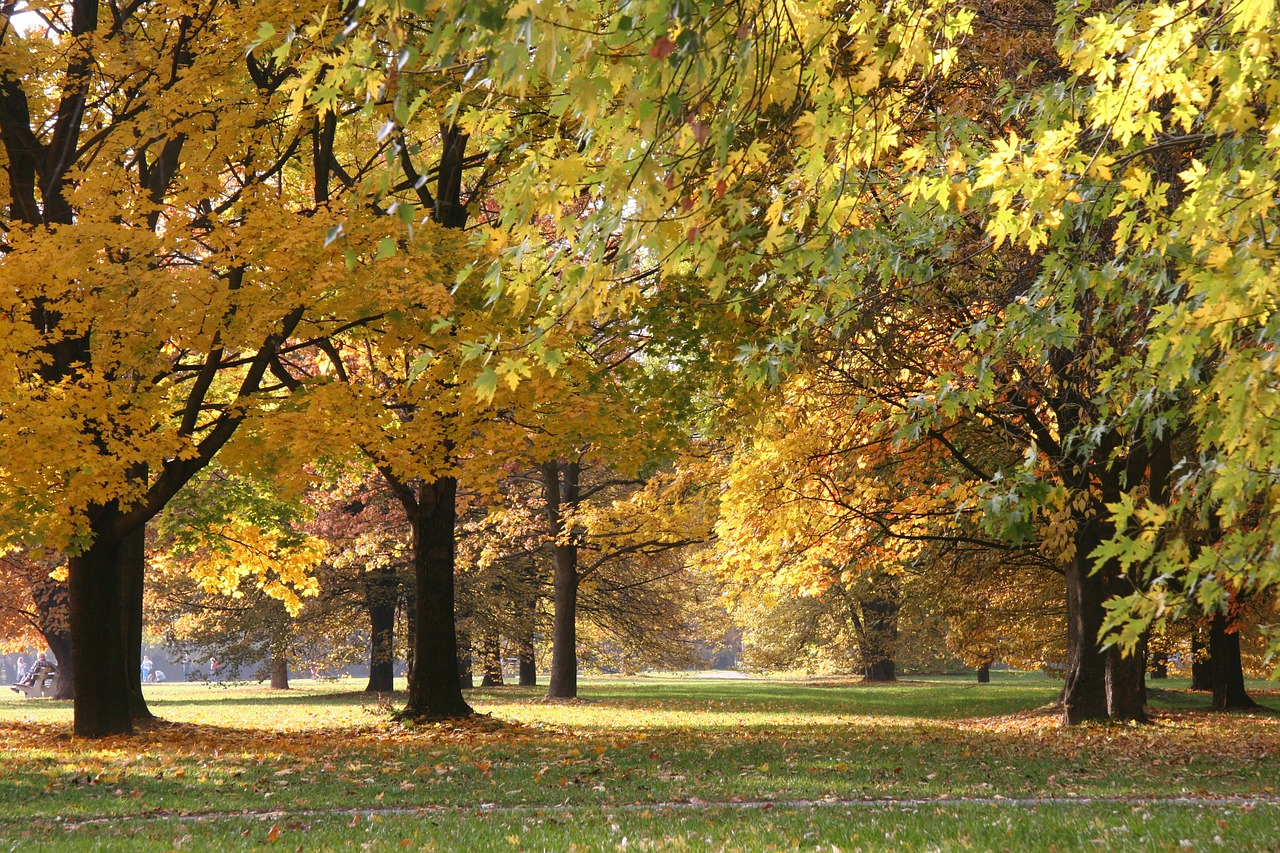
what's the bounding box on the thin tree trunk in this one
[456,629,474,689]
[1190,630,1213,690]
[364,567,398,692]
[1208,611,1258,711]
[544,461,581,700]
[401,477,471,719]
[977,662,991,683]
[68,513,133,737]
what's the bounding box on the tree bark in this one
[401,477,472,718]
[456,629,474,689]
[977,662,991,683]
[863,659,896,682]
[855,587,898,682]
[1102,566,1146,722]
[29,577,74,700]
[480,632,503,687]
[1105,644,1147,722]
[364,567,398,692]
[519,641,538,687]
[544,460,582,700]
[120,525,153,722]
[68,514,133,737]
[1190,630,1213,690]
[1208,611,1257,711]
[270,652,289,690]
[1061,517,1109,724]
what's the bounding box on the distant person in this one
[141,655,153,683]
[15,657,28,684]
[18,653,55,686]
[152,669,166,683]
[209,657,221,679]
[181,653,191,679]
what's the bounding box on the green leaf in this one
[375,237,397,260]
[474,366,499,403]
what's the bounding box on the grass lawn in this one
[2,672,1278,850]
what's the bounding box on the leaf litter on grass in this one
[2,676,1279,835]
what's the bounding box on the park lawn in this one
[1,672,1278,850]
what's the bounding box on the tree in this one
[0,0,457,736]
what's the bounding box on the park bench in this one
[10,662,57,698]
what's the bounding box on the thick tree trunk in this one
[46,633,75,700]
[548,567,580,698]
[68,517,133,737]
[856,587,899,682]
[270,652,289,690]
[863,659,896,682]
[120,525,153,722]
[1061,517,1109,724]
[977,662,991,683]
[1208,612,1257,711]
[401,477,472,719]
[1105,644,1147,722]
[480,633,503,687]
[364,567,398,692]
[1102,568,1146,722]
[519,641,537,687]
[1149,651,1169,679]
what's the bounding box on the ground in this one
[1,672,1278,850]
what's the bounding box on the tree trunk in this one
[30,577,74,700]
[516,557,539,687]
[1102,566,1146,722]
[1061,516,1110,724]
[480,632,503,687]
[401,477,472,719]
[548,566,580,698]
[120,525,153,722]
[544,461,582,700]
[519,641,537,687]
[1105,644,1147,722]
[68,516,133,737]
[863,659,896,682]
[270,652,289,690]
[456,630,474,689]
[364,567,398,692]
[1208,611,1257,711]
[404,582,416,684]
[855,586,899,683]
[1149,651,1169,679]
[977,662,991,683]
[1190,630,1213,690]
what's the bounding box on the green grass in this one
[2,672,1278,850]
